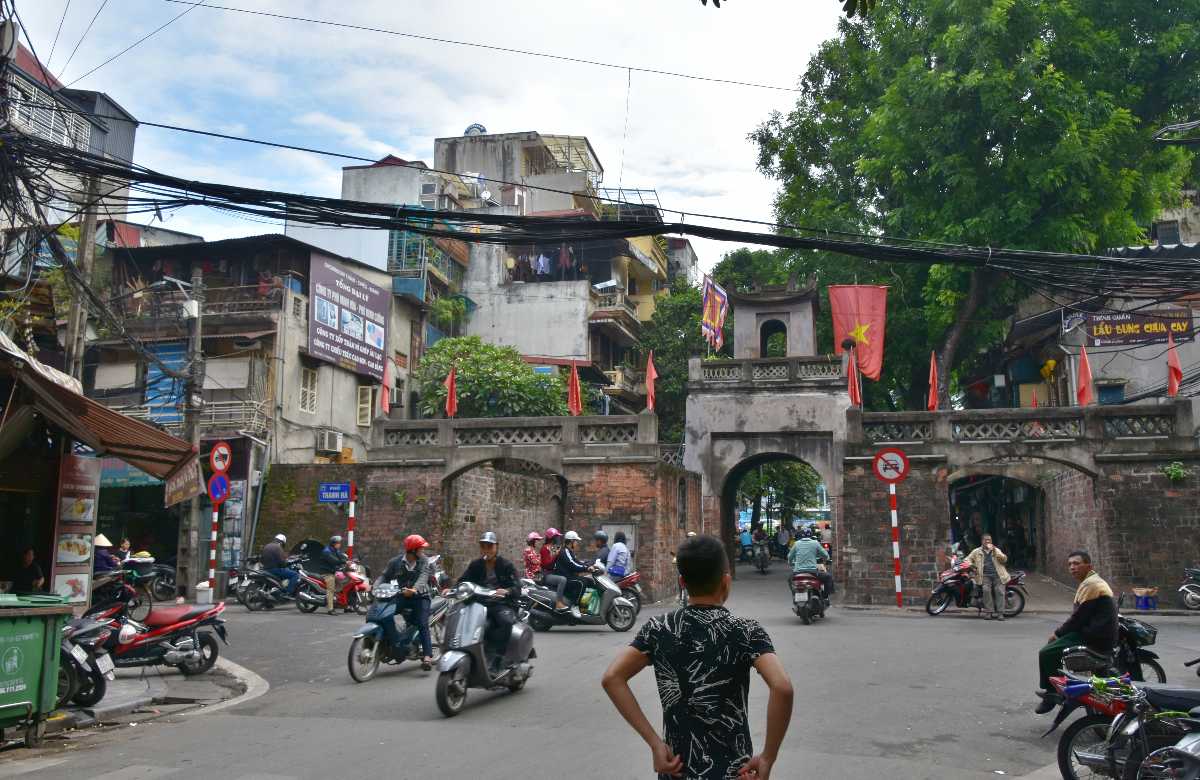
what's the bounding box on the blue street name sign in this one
[318,482,352,503]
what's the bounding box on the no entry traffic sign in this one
[209,441,233,474]
[872,448,910,484]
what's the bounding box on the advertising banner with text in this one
[309,257,388,381]
[1086,309,1194,347]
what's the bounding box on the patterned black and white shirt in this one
[631,605,775,780]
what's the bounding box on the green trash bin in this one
[0,594,73,748]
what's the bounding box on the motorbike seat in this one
[1141,684,1200,712]
[143,604,212,628]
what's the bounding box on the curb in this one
[182,657,269,717]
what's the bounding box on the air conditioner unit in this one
[316,429,343,454]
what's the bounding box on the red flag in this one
[379,357,392,417]
[829,285,888,380]
[848,350,863,407]
[1076,346,1094,407]
[1168,331,1183,397]
[927,351,939,411]
[645,350,658,412]
[1031,388,1039,408]
[444,367,458,418]
[567,361,583,416]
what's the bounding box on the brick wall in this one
[837,461,952,606]
[1041,469,1103,586]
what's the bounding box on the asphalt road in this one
[5,564,1200,779]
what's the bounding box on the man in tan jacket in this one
[966,534,1009,620]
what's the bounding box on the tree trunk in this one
[749,487,762,531]
[936,269,985,409]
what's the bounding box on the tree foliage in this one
[414,336,570,418]
[752,0,1198,409]
[735,461,823,531]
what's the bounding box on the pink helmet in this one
[544,527,562,541]
[526,531,543,543]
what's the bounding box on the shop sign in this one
[165,456,204,508]
[1086,309,1194,347]
[309,258,388,381]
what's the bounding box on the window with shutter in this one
[357,386,373,427]
[299,367,318,414]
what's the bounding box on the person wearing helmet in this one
[311,535,349,615]
[456,531,520,668]
[554,531,599,614]
[382,534,435,669]
[535,530,569,611]
[523,532,544,580]
[593,530,611,570]
[788,525,832,601]
[260,532,298,598]
[540,528,562,573]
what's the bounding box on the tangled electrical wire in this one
[3,126,1200,309]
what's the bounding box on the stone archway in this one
[759,319,788,358]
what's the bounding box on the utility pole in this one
[65,176,100,380]
[176,267,204,598]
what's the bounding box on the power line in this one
[44,0,71,70]
[55,0,107,82]
[159,0,801,93]
[63,0,203,87]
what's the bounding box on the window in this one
[1154,220,1182,246]
[628,276,640,295]
[678,479,688,529]
[356,385,376,427]
[292,296,305,319]
[299,367,318,414]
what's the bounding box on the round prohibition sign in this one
[209,440,233,474]
[872,448,910,484]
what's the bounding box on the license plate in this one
[69,644,88,664]
[95,653,115,674]
[793,591,808,603]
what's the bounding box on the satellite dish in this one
[464,123,487,136]
[480,190,492,201]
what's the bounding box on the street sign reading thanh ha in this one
[318,482,351,503]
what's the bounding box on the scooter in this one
[435,581,536,717]
[347,580,450,682]
[790,571,827,625]
[613,570,644,615]
[924,553,1028,617]
[754,541,770,574]
[1178,567,1200,610]
[295,560,370,614]
[60,618,116,707]
[524,566,637,632]
[86,570,144,621]
[100,601,228,675]
[242,558,302,611]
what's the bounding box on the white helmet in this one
[274,533,287,543]
[563,531,582,542]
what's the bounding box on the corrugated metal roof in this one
[1107,243,1200,260]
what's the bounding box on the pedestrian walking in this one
[602,534,794,779]
[966,534,1008,620]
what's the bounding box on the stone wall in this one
[1040,469,1103,586]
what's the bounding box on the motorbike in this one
[924,554,1027,617]
[347,580,450,682]
[1114,603,1166,684]
[295,560,371,614]
[434,580,536,717]
[1178,567,1200,611]
[242,558,303,611]
[754,541,770,574]
[99,601,228,675]
[1135,724,1200,779]
[86,570,146,621]
[613,570,644,616]
[524,566,637,632]
[60,618,116,708]
[790,571,827,625]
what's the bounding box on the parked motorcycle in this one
[242,558,303,611]
[790,571,827,625]
[435,580,536,717]
[924,554,1027,617]
[86,570,145,621]
[295,560,370,614]
[754,542,770,574]
[99,601,228,675]
[1135,725,1200,779]
[524,566,636,632]
[1178,567,1200,611]
[613,570,644,616]
[59,618,116,707]
[347,580,450,682]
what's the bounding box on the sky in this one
[19,0,843,274]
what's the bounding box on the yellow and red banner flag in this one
[701,275,729,350]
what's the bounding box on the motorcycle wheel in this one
[296,583,320,614]
[130,589,152,622]
[352,591,370,615]
[435,667,468,717]
[56,659,79,708]
[178,632,219,675]
[429,621,444,661]
[1004,589,1026,618]
[925,591,953,616]
[622,589,642,616]
[347,636,381,683]
[1139,659,1167,684]
[800,604,812,625]
[243,583,266,612]
[529,611,553,631]
[71,669,107,707]
[607,603,636,632]
[1058,713,1117,780]
[1132,747,1188,780]
[153,576,176,602]
[1179,590,1200,611]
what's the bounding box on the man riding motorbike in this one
[311,535,349,615]
[455,531,520,670]
[788,526,833,601]
[261,533,299,598]
[554,531,599,617]
[381,534,435,670]
[593,531,611,570]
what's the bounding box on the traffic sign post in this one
[209,441,233,474]
[206,454,232,591]
[347,481,357,559]
[872,448,911,608]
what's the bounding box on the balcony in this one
[109,286,283,335]
[603,366,645,399]
[588,291,642,346]
[593,292,640,319]
[103,400,270,438]
[688,356,844,389]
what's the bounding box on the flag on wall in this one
[567,361,583,416]
[645,351,658,412]
[848,350,863,407]
[829,285,888,380]
[379,357,393,417]
[444,367,458,418]
[927,351,939,411]
[700,275,730,350]
[1168,331,1183,397]
[1077,346,1094,406]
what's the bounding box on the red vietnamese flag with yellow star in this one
[829,285,888,381]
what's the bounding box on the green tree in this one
[753,0,1198,408]
[414,336,570,418]
[735,461,822,531]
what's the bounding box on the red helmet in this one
[404,534,429,552]
[544,527,562,541]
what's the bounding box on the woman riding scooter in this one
[554,531,599,617]
[525,532,569,612]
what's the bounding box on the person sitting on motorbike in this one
[740,527,753,561]
[788,526,833,601]
[382,534,434,670]
[261,533,299,598]
[92,534,121,573]
[523,531,543,581]
[607,532,631,579]
[554,531,599,616]
[539,528,569,611]
[455,531,520,670]
[594,531,611,569]
[311,535,349,615]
